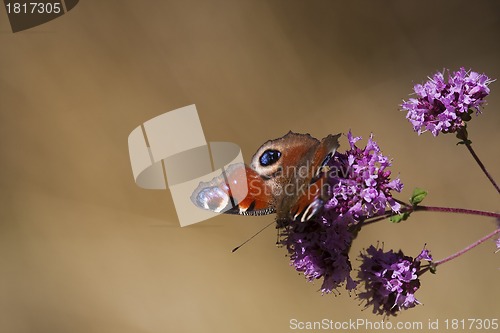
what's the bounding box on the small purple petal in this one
[416,248,433,262]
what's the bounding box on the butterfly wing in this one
[276,133,341,224]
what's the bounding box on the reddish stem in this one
[414,205,500,218]
[465,143,500,195]
[434,228,500,266]
[362,204,500,227]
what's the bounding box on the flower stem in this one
[361,204,500,227]
[434,228,500,267]
[394,198,412,209]
[362,212,393,226]
[414,205,500,218]
[465,142,500,195]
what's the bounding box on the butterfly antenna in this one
[231,220,275,253]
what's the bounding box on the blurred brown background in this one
[1,1,499,332]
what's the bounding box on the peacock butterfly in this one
[191,131,341,225]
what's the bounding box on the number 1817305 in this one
[444,319,498,330]
[5,2,62,14]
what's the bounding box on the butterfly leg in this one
[291,177,329,222]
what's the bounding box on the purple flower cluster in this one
[324,131,403,221]
[280,132,403,293]
[357,246,433,316]
[401,67,493,136]
[280,216,357,293]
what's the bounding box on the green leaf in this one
[390,212,410,223]
[410,188,427,206]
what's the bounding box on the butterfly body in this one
[191,131,341,224]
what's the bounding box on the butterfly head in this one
[250,132,319,180]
